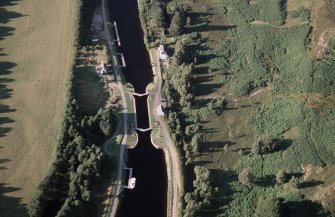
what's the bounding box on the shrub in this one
[169,11,183,36]
[254,195,281,217]
[276,170,289,185]
[252,137,279,155]
[238,168,254,187]
[151,2,165,28]
[289,176,300,189]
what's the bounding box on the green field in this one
[74,46,110,116]
[140,0,335,216]
[0,0,78,216]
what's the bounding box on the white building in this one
[128,178,136,189]
[156,100,167,116]
[158,45,169,60]
[96,61,107,75]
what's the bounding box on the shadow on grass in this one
[185,11,236,34]
[193,66,209,75]
[282,199,331,217]
[0,183,28,217]
[273,139,293,153]
[194,83,222,96]
[255,174,276,187]
[0,155,28,217]
[231,147,251,155]
[0,62,16,138]
[211,169,237,207]
[202,141,236,152]
[299,180,324,189]
[0,0,24,139]
[0,2,27,216]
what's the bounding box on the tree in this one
[254,195,281,217]
[151,3,165,28]
[191,134,201,153]
[172,40,186,65]
[289,176,300,189]
[252,138,279,155]
[276,170,289,185]
[184,166,216,217]
[238,168,254,187]
[183,198,199,217]
[223,144,229,152]
[169,11,183,36]
[193,166,214,202]
[81,190,92,201]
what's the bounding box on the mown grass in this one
[74,65,109,116]
[0,0,77,216]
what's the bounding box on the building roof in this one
[159,45,169,60]
[96,61,107,74]
[157,104,166,116]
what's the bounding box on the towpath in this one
[101,0,128,216]
[153,49,181,217]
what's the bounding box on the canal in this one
[108,0,168,217]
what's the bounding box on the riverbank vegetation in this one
[140,0,335,216]
[27,0,118,216]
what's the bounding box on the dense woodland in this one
[28,0,116,216]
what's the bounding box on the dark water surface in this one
[109,0,167,217]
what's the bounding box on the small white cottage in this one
[158,45,169,60]
[96,61,107,75]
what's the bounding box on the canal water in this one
[108,0,167,217]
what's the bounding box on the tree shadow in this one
[193,66,209,75]
[255,174,276,187]
[0,104,15,113]
[186,10,236,34]
[0,2,30,216]
[0,126,12,137]
[204,141,236,151]
[0,0,23,141]
[192,74,213,83]
[0,26,15,40]
[193,160,214,167]
[210,169,237,206]
[299,180,324,189]
[273,139,293,153]
[290,172,304,178]
[203,25,237,32]
[282,199,331,217]
[0,155,10,170]
[224,106,239,111]
[193,98,211,109]
[202,127,218,133]
[194,83,222,96]
[0,61,16,75]
[0,183,28,217]
[0,7,23,23]
[0,151,28,216]
[0,62,15,138]
[197,53,218,65]
[231,147,251,155]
